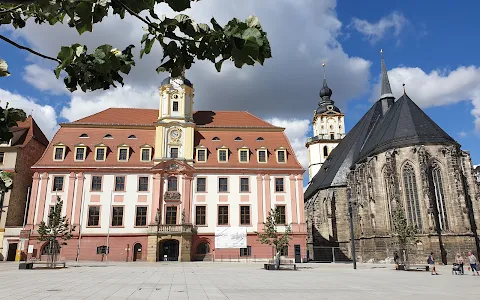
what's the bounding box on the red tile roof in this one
[11,116,49,147]
[35,109,303,172]
[71,108,278,128]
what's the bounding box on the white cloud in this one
[372,65,480,132]
[23,64,68,96]
[459,131,468,138]
[0,89,58,139]
[351,12,408,44]
[266,118,310,170]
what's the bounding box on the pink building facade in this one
[24,76,306,262]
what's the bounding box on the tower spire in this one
[380,49,394,100]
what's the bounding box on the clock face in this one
[170,129,180,139]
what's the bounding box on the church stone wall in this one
[306,143,480,264]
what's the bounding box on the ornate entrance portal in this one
[160,239,179,261]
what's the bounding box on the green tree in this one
[391,203,417,265]
[0,103,26,142]
[0,0,272,92]
[37,197,75,267]
[256,208,293,262]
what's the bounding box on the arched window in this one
[323,146,328,157]
[234,137,242,141]
[128,135,137,139]
[402,163,422,231]
[104,134,113,139]
[79,133,89,138]
[256,137,264,141]
[431,163,449,231]
[212,137,220,141]
[196,242,210,254]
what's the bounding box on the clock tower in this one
[154,75,195,164]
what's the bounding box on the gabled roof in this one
[356,94,456,162]
[70,108,278,128]
[304,100,385,200]
[10,116,49,147]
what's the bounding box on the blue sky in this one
[0,0,479,187]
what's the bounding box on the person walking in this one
[427,252,438,275]
[467,251,479,276]
[455,253,464,275]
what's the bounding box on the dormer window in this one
[234,137,242,141]
[196,146,207,163]
[140,144,152,162]
[95,144,107,161]
[79,133,89,138]
[212,137,220,141]
[238,147,249,163]
[257,148,267,163]
[256,137,264,141]
[53,143,66,161]
[217,147,228,163]
[117,144,129,162]
[276,147,287,163]
[75,144,87,161]
[104,134,113,139]
[128,135,137,139]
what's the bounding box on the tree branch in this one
[0,4,23,14]
[0,34,60,63]
[0,0,35,4]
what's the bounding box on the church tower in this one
[154,74,196,164]
[306,63,345,182]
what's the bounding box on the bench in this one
[407,265,429,272]
[19,261,66,269]
[265,259,297,271]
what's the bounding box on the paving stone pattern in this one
[0,262,478,299]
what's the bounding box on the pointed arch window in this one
[402,163,422,231]
[431,163,449,231]
[383,168,393,230]
[323,146,328,157]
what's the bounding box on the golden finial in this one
[322,59,326,79]
[403,83,406,95]
[380,49,383,56]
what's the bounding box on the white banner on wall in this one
[215,227,247,249]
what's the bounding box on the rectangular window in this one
[118,148,128,161]
[218,177,228,192]
[54,147,64,160]
[276,205,286,225]
[115,176,125,192]
[240,246,252,256]
[135,206,147,227]
[280,246,288,256]
[75,148,85,161]
[330,133,335,140]
[218,149,227,162]
[168,176,177,191]
[138,176,149,191]
[277,150,286,163]
[239,150,248,162]
[0,152,4,164]
[170,147,179,158]
[197,149,206,162]
[166,206,177,225]
[87,206,100,227]
[195,206,206,226]
[218,205,229,225]
[275,178,284,192]
[258,150,267,162]
[96,148,105,161]
[196,178,206,192]
[53,176,64,191]
[91,176,102,191]
[141,148,151,161]
[111,206,124,227]
[172,101,179,112]
[240,178,249,192]
[240,205,250,225]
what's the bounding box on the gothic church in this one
[304,55,480,264]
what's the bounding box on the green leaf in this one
[0,58,10,77]
[165,0,191,12]
[174,14,190,23]
[242,28,261,41]
[74,2,94,35]
[246,15,260,28]
[210,17,223,31]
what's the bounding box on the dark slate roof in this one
[161,77,193,87]
[356,94,457,162]
[304,93,458,201]
[304,100,385,200]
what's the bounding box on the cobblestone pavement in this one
[0,261,478,299]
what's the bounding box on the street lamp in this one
[155,209,160,262]
[346,187,357,270]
